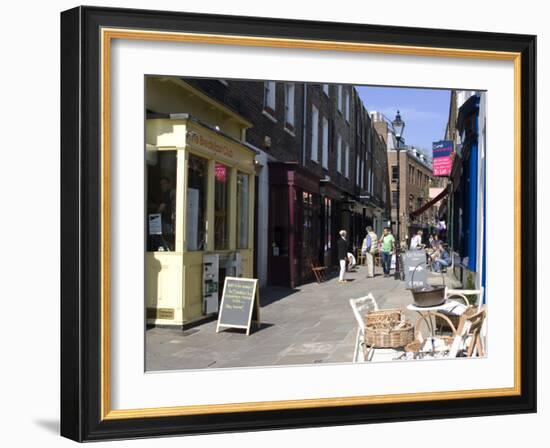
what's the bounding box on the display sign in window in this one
[187,153,208,251]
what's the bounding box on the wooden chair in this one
[349,294,379,362]
[455,305,487,357]
[357,249,366,266]
[309,257,327,283]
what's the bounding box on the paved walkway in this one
[146,265,455,371]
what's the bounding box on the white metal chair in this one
[408,307,486,359]
[445,287,484,311]
[349,293,379,362]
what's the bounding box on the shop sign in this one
[188,130,234,158]
[432,140,454,177]
[216,277,260,336]
[402,250,428,289]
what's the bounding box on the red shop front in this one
[268,162,321,288]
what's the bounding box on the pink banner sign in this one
[432,140,453,177]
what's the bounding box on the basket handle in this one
[411,259,446,286]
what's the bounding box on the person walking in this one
[361,226,379,278]
[380,227,395,277]
[337,230,349,283]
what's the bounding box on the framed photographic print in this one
[60,5,537,442]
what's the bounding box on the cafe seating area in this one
[349,286,487,362]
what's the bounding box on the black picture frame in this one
[61,5,536,442]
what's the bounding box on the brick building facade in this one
[155,77,391,288]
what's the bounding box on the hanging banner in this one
[432,140,454,177]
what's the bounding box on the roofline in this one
[163,77,254,129]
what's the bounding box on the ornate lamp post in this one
[392,111,405,279]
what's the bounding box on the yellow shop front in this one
[145,84,256,326]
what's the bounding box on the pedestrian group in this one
[336,226,449,284]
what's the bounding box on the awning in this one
[410,185,449,219]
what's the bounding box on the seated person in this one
[432,244,451,272]
[410,230,425,250]
[430,234,441,250]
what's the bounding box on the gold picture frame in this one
[61,6,536,441]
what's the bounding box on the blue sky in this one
[356,86,451,157]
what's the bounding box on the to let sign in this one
[432,140,454,177]
[216,277,260,335]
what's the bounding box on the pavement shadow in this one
[217,322,274,335]
[260,287,300,307]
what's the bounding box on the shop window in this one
[146,150,177,252]
[187,153,208,251]
[271,186,288,257]
[302,191,314,258]
[237,172,250,249]
[214,162,230,250]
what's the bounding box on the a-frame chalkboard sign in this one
[216,277,260,335]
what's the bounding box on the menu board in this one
[403,250,428,289]
[216,277,260,335]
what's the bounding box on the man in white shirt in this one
[410,230,424,250]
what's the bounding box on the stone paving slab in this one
[146,264,461,371]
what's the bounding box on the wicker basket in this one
[364,309,414,348]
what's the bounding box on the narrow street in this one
[146,264,444,371]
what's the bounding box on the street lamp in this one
[392,111,405,279]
